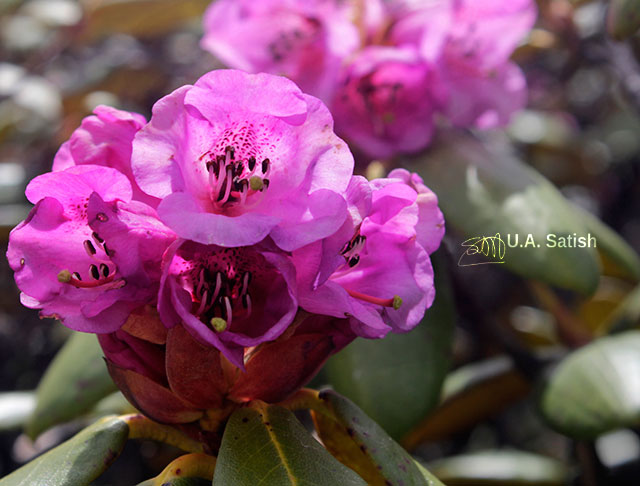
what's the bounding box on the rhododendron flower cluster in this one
[201,0,537,158]
[7,70,444,422]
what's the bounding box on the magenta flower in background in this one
[294,169,444,338]
[7,165,175,333]
[332,46,447,158]
[158,239,298,368]
[430,0,537,128]
[201,0,537,158]
[200,0,359,101]
[132,69,354,251]
[52,105,157,206]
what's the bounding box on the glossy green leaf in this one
[540,331,640,439]
[605,284,640,333]
[607,0,640,40]
[325,253,454,439]
[27,332,117,439]
[0,415,128,486]
[427,451,569,485]
[413,132,601,295]
[313,390,444,486]
[214,405,367,486]
[0,392,35,431]
[577,206,640,281]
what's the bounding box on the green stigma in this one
[210,317,228,333]
[249,176,264,191]
[57,269,72,283]
[392,295,403,310]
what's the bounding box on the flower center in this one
[201,145,271,209]
[57,231,124,290]
[184,248,262,332]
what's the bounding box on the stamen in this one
[261,158,270,174]
[240,271,251,296]
[103,243,112,257]
[196,290,208,316]
[83,240,96,256]
[345,288,402,309]
[223,295,233,327]
[195,267,206,297]
[92,232,104,244]
[262,179,270,191]
[72,272,82,281]
[242,293,252,316]
[248,156,256,171]
[348,255,360,267]
[212,271,223,302]
[90,264,100,280]
[67,272,122,289]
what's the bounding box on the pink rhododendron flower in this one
[132,69,354,251]
[200,0,359,100]
[332,46,447,158]
[158,239,298,368]
[7,165,175,333]
[294,169,444,338]
[433,0,536,128]
[52,105,157,206]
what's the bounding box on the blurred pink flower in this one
[294,169,444,338]
[201,0,359,101]
[7,165,175,333]
[331,46,447,158]
[131,69,354,251]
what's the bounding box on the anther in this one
[261,158,270,174]
[262,179,270,191]
[57,269,72,283]
[83,239,96,256]
[100,263,110,278]
[348,255,360,267]
[103,243,112,257]
[72,272,82,281]
[92,232,104,244]
[225,145,235,159]
[209,317,228,333]
[248,156,256,171]
[90,264,100,280]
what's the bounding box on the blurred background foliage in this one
[0,0,640,485]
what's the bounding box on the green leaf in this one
[325,252,454,439]
[402,357,531,449]
[604,284,640,333]
[313,390,445,486]
[214,405,367,486]
[0,415,128,486]
[576,206,640,281]
[0,392,35,431]
[427,450,569,485]
[540,330,640,439]
[607,0,640,40]
[413,132,601,295]
[27,332,117,439]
